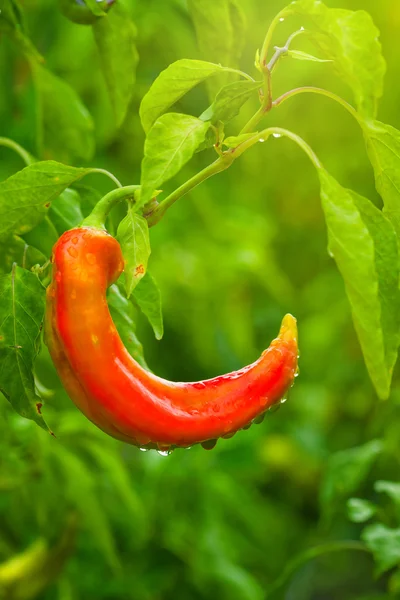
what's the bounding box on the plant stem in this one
[233,126,322,170]
[82,185,140,230]
[147,155,234,227]
[260,8,293,68]
[273,86,361,123]
[0,137,34,166]
[89,168,123,188]
[265,541,369,599]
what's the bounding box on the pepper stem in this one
[81,185,140,230]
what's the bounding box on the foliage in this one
[0,0,400,598]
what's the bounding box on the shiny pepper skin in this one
[46,227,299,451]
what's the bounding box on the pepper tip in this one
[278,313,297,343]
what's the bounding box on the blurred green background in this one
[1,0,400,598]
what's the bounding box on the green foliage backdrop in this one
[0,0,400,598]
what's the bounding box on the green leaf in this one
[347,498,377,523]
[49,188,84,234]
[117,206,150,297]
[32,63,95,162]
[140,113,210,207]
[318,169,400,399]
[0,161,91,240]
[0,0,42,61]
[0,236,45,275]
[363,120,400,243]
[291,0,386,118]
[139,59,233,134]
[187,0,247,99]
[200,80,261,125]
[223,133,257,148]
[362,524,400,576]
[375,480,400,511]
[320,439,382,519]
[93,2,139,127]
[132,272,163,340]
[288,49,332,63]
[108,284,148,369]
[0,265,47,429]
[83,0,106,16]
[22,216,59,258]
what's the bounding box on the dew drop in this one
[253,413,265,425]
[259,138,265,142]
[86,253,96,265]
[279,17,285,21]
[71,236,79,245]
[157,450,170,457]
[273,133,282,138]
[201,439,217,450]
[300,26,305,31]
[222,431,235,439]
[67,247,78,258]
[139,447,149,452]
[242,423,251,430]
[55,271,62,283]
[91,334,99,344]
[268,403,281,414]
[280,397,287,404]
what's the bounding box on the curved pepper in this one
[46,227,299,450]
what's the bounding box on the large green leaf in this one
[32,63,95,162]
[319,169,399,399]
[108,284,148,369]
[363,120,400,242]
[132,272,163,341]
[362,524,400,576]
[0,236,45,275]
[291,0,386,118]
[140,113,210,206]
[200,80,261,125]
[117,206,150,297]
[0,266,47,429]
[22,216,59,258]
[188,0,247,98]
[139,59,233,133]
[93,2,138,127]
[0,161,91,240]
[320,439,382,519]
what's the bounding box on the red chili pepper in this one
[46,227,298,450]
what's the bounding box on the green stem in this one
[260,8,293,68]
[233,126,322,170]
[265,541,369,599]
[147,155,234,227]
[82,185,140,229]
[0,137,34,166]
[273,86,361,123]
[89,168,123,188]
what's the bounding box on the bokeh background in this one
[1,0,400,598]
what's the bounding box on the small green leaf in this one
[139,59,233,133]
[117,207,150,297]
[320,439,382,519]
[291,0,386,118]
[319,169,400,399]
[0,266,47,429]
[362,524,400,576]
[363,120,400,243]
[132,272,163,340]
[223,133,257,148]
[200,80,261,125]
[288,49,332,63]
[93,2,138,127]
[108,284,148,369]
[49,188,84,235]
[347,498,377,523]
[32,63,95,162]
[140,113,210,207]
[0,161,91,240]
[84,0,106,16]
[375,480,400,512]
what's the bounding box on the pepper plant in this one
[0,0,400,597]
